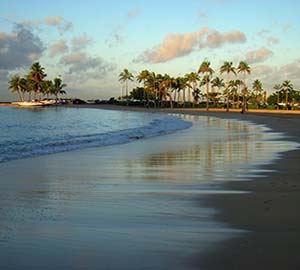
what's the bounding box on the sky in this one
[1,0,300,101]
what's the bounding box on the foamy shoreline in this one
[71,104,300,269]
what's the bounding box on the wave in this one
[0,115,192,164]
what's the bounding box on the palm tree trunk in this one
[17,90,23,102]
[126,80,129,106]
[168,86,173,109]
[192,88,195,108]
[173,90,177,104]
[241,87,246,112]
[226,75,229,112]
[169,93,173,109]
[233,92,235,109]
[242,75,246,112]
[206,79,209,111]
[286,89,289,109]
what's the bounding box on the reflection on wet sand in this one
[125,115,288,183]
[0,115,297,270]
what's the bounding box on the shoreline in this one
[1,103,299,269]
[70,104,300,269]
[2,101,300,115]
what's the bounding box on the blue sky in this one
[1,0,300,100]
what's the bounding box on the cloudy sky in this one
[1,0,300,101]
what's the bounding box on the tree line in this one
[119,61,300,110]
[8,62,67,102]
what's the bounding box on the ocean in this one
[0,106,191,164]
[1,106,297,181]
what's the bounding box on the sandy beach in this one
[0,104,299,269]
[69,104,300,269]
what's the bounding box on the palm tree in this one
[52,77,67,101]
[273,84,281,109]
[175,76,188,105]
[252,79,263,108]
[281,80,294,109]
[29,62,47,101]
[158,75,168,107]
[192,88,201,105]
[211,77,225,107]
[228,80,238,108]
[8,76,25,102]
[237,61,251,112]
[198,61,214,111]
[148,72,159,106]
[200,75,211,105]
[25,74,34,101]
[185,72,200,104]
[20,78,28,100]
[41,80,53,99]
[137,70,150,104]
[234,79,243,108]
[119,69,134,101]
[161,74,176,109]
[220,61,236,112]
[153,73,164,107]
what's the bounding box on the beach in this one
[179,110,300,269]
[0,105,300,269]
[71,105,300,269]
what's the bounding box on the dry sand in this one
[72,104,300,270]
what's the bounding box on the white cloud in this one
[136,27,246,63]
[43,16,63,26]
[0,23,44,70]
[59,52,116,79]
[43,16,73,34]
[72,35,92,51]
[248,60,300,93]
[201,29,246,48]
[280,59,300,80]
[16,16,73,35]
[105,27,124,48]
[49,39,68,57]
[246,47,273,64]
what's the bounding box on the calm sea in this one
[0,106,191,164]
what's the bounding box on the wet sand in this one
[175,110,300,269]
[71,104,300,269]
[1,104,300,269]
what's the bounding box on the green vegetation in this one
[220,61,237,112]
[267,81,300,109]
[118,62,300,110]
[118,69,134,100]
[8,62,67,102]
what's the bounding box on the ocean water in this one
[0,106,191,163]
